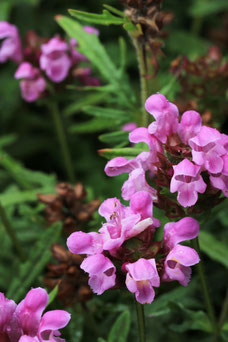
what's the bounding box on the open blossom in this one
[0,21,22,63]
[210,154,228,197]
[178,110,202,145]
[125,258,160,304]
[81,254,116,295]
[162,217,200,286]
[145,93,179,143]
[189,126,226,174]
[170,158,207,207]
[0,288,70,342]
[40,37,71,82]
[15,62,46,102]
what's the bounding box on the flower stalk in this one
[135,300,146,342]
[47,99,75,183]
[0,201,26,262]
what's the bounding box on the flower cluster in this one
[0,21,100,102]
[0,287,70,341]
[67,196,200,304]
[106,93,228,214]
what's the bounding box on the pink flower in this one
[76,67,101,86]
[125,258,160,304]
[170,158,207,207]
[0,288,70,342]
[83,26,99,35]
[178,110,202,144]
[189,126,226,174]
[0,21,22,63]
[15,62,46,102]
[105,157,139,177]
[98,196,153,251]
[81,254,116,295]
[210,154,228,197]
[121,168,157,201]
[162,218,200,286]
[122,122,137,132]
[40,37,71,82]
[145,93,179,143]
[67,231,103,255]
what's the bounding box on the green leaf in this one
[103,5,125,17]
[199,231,228,269]
[47,285,59,306]
[7,222,62,301]
[98,339,107,342]
[0,134,17,148]
[98,147,145,159]
[169,303,211,333]
[99,131,129,145]
[57,16,118,83]
[108,311,131,342]
[69,8,124,25]
[82,106,129,122]
[189,0,228,17]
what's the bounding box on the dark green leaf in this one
[99,147,145,159]
[199,231,228,268]
[63,93,106,116]
[108,310,131,342]
[99,131,129,145]
[189,0,228,17]
[47,285,59,306]
[82,106,129,121]
[70,118,115,133]
[68,9,124,25]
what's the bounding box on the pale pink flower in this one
[178,110,202,144]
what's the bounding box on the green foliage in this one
[68,8,124,25]
[189,0,228,17]
[47,285,59,306]
[108,310,131,342]
[99,147,145,159]
[199,231,228,269]
[99,131,129,146]
[7,222,62,302]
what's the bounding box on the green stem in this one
[133,38,150,127]
[48,100,75,183]
[191,237,220,340]
[135,300,146,342]
[0,201,26,262]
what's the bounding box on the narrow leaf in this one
[69,9,124,25]
[108,311,131,342]
[98,147,144,159]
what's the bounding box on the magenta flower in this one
[210,154,228,197]
[0,288,70,342]
[83,26,99,35]
[70,38,87,64]
[189,126,226,174]
[125,258,160,304]
[121,168,157,201]
[170,158,207,207]
[177,110,202,145]
[122,122,137,132]
[105,157,139,177]
[15,62,46,102]
[67,231,103,255]
[162,217,200,286]
[98,196,154,251]
[40,37,71,82]
[0,21,22,63]
[81,254,116,295]
[145,93,179,143]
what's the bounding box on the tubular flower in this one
[0,21,22,63]
[162,217,200,286]
[15,62,46,102]
[40,37,71,82]
[0,288,70,341]
[177,110,202,145]
[145,93,179,143]
[125,258,160,304]
[170,159,207,207]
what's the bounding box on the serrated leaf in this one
[98,147,144,159]
[108,311,130,342]
[99,131,129,145]
[199,231,228,269]
[189,0,228,17]
[69,9,124,25]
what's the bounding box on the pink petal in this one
[104,157,139,177]
[38,310,70,339]
[178,110,202,144]
[67,231,103,255]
